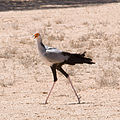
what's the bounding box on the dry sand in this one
[0,2,120,120]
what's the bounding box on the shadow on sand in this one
[0,0,119,11]
[39,101,93,105]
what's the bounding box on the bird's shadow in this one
[39,101,93,105]
[66,101,94,105]
[39,102,49,105]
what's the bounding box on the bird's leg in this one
[45,82,56,104]
[57,67,80,104]
[67,76,80,104]
[45,65,57,104]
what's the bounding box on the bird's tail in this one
[63,52,95,65]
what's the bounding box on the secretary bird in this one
[33,33,95,104]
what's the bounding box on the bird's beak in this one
[32,35,35,39]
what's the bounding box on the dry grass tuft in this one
[45,21,52,27]
[79,34,91,42]
[48,34,56,41]
[0,60,16,95]
[42,26,65,41]
[92,31,108,40]
[82,21,89,26]
[11,20,19,30]
[70,39,81,48]
[116,56,120,62]
[0,47,17,59]
[55,20,63,24]
[57,33,65,41]
[70,34,91,49]
[19,54,40,68]
[88,40,96,50]
[19,37,34,45]
[96,63,119,87]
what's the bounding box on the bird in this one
[33,33,95,104]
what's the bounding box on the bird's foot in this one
[45,101,48,104]
[77,97,81,104]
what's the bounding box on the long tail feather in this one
[63,52,95,65]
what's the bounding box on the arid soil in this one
[0,2,120,120]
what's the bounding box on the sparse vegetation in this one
[0,2,120,119]
[45,21,52,27]
[96,64,119,87]
[19,54,40,68]
[0,59,16,96]
[70,39,81,48]
[0,47,17,59]
[12,22,19,30]
[47,34,56,41]
[79,34,91,42]
[55,20,63,24]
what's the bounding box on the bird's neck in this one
[37,38,46,54]
[36,36,42,43]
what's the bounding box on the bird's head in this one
[33,33,41,40]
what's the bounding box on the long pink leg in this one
[45,82,56,104]
[67,77,80,104]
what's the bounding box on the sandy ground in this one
[0,2,120,120]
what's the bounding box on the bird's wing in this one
[45,46,62,53]
[44,46,69,64]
